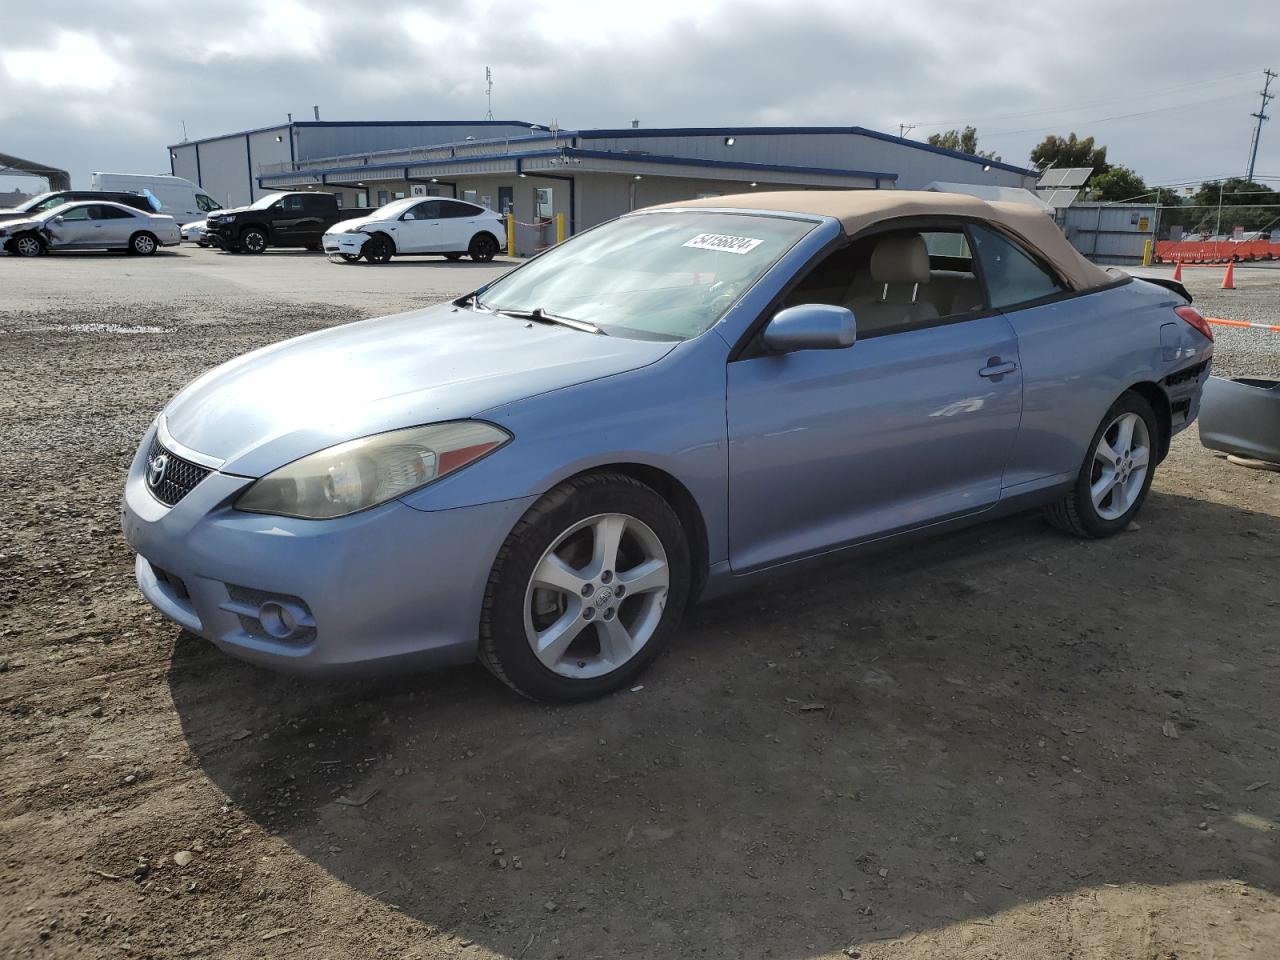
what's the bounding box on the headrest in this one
[870,234,930,285]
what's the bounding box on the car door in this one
[45,204,97,248]
[396,200,443,253]
[96,205,140,245]
[271,194,307,243]
[438,199,481,251]
[725,225,1024,572]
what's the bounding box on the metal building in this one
[169,120,1040,245]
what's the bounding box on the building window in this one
[462,189,479,203]
[377,190,389,205]
[357,191,369,207]
[334,193,343,208]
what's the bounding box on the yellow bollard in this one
[556,212,565,245]
[1142,238,1152,267]
[506,215,516,258]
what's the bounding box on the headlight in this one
[347,224,372,234]
[235,421,510,520]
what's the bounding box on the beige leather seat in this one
[846,234,939,335]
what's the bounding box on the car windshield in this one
[249,193,287,210]
[478,211,815,340]
[373,198,418,218]
[16,192,58,212]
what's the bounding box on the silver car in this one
[1,200,181,256]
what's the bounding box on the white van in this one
[90,173,221,227]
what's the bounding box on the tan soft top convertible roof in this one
[653,189,1114,291]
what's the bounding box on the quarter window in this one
[969,225,1065,309]
[97,205,136,219]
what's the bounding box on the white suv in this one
[323,197,505,265]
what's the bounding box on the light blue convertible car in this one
[122,191,1213,700]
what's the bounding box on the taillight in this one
[1175,305,1213,342]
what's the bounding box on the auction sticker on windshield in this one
[683,233,764,255]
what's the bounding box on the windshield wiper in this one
[495,307,603,335]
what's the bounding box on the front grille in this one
[146,436,212,507]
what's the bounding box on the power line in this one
[911,69,1257,128]
[985,91,1251,138]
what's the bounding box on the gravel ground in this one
[1,247,1278,960]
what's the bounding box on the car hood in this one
[0,214,42,231]
[162,302,677,477]
[326,213,382,234]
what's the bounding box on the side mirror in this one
[52,215,65,224]
[761,304,857,353]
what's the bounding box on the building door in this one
[498,186,513,215]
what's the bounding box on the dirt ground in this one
[1,250,1278,960]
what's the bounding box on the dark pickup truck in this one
[204,191,373,253]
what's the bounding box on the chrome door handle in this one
[979,359,1017,378]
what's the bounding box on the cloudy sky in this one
[1,0,1277,194]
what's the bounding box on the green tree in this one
[1087,165,1146,202]
[1029,133,1109,174]
[1181,178,1279,234]
[926,126,1001,161]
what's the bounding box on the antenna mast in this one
[485,67,494,121]
[1245,68,1276,183]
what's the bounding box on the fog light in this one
[258,600,308,640]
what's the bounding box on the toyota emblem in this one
[147,453,169,489]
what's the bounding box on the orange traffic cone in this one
[1173,261,1183,281]
[1222,261,1235,289]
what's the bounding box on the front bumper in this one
[203,222,236,247]
[323,231,368,258]
[120,422,536,675]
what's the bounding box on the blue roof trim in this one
[169,119,536,150]
[564,148,894,181]
[259,147,895,184]
[577,125,1038,177]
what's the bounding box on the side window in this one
[438,200,479,219]
[970,225,1065,309]
[403,200,441,221]
[195,194,220,212]
[781,227,985,337]
[280,195,306,211]
[57,205,93,221]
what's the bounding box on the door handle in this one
[979,358,1017,378]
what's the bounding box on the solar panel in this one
[1056,167,1093,187]
[1041,189,1080,209]
[1037,169,1068,187]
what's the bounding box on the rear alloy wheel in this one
[12,233,45,257]
[240,228,267,254]
[468,233,498,263]
[364,235,393,264]
[129,232,158,256]
[1045,392,1158,538]
[480,473,691,701]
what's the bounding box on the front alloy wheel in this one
[1045,391,1158,537]
[12,233,44,257]
[480,474,691,700]
[240,228,267,254]
[364,235,393,263]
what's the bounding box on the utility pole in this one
[485,67,494,121]
[898,123,916,139]
[1245,68,1276,183]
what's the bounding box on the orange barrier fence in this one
[1207,317,1280,333]
[1155,239,1280,263]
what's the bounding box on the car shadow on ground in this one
[169,491,1280,958]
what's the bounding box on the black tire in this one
[479,473,691,702]
[468,233,498,263]
[240,227,267,254]
[1044,391,1159,538]
[364,234,393,264]
[444,253,463,261]
[128,232,159,256]
[10,233,46,257]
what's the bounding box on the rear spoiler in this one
[1140,276,1192,303]
[1114,267,1192,303]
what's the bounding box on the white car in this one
[323,197,505,264]
[181,219,210,245]
[0,200,181,256]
